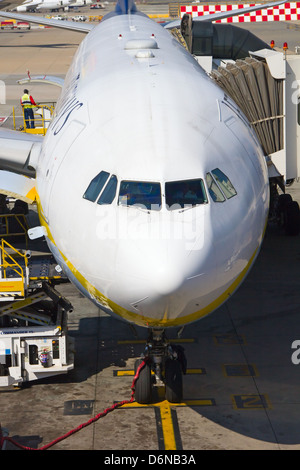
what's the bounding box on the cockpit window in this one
[165,179,208,210]
[211,168,237,199]
[83,170,109,202]
[97,174,118,205]
[206,173,225,202]
[118,181,161,211]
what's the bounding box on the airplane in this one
[66,0,94,9]
[0,0,292,403]
[14,0,42,12]
[35,0,93,11]
[14,0,91,12]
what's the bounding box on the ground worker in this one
[20,89,37,129]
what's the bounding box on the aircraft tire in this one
[134,358,152,404]
[165,358,183,403]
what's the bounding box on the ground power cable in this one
[0,358,148,450]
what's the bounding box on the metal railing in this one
[12,102,56,135]
[0,213,29,246]
[0,239,28,298]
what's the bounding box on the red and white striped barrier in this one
[180,2,300,22]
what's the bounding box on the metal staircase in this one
[0,238,68,323]
[0,239,28,301]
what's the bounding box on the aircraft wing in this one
[18,75,64,88]
[0,128,41,202]
[0,11,94,32]
[165,0,289,29]
[0,170,37,203]
[0,128,42,177]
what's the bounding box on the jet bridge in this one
[210,49,300,185]
[209,48,300,235]
[173,16,300,234]
[177,16,300,185]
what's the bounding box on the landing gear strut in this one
[134,328,186,404]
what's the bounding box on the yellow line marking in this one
[117,338,195,345]
[186,368,205,374]
[121,399,215,408]
[160,401,177,450]
[120,398,215,450]
[231,394,271,410]
[222,363,259,377]
[30,276,61,280]
[115,368,205,377]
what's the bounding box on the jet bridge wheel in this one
[165,358,183,403]
[285,201,300,236]
[134,358,152,404]
[276,194,300,236]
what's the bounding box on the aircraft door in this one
[41,120,85,221]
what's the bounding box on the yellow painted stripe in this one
[120,400,177,449]
[116,370,135,377]
[35,198,267,328]
[121,399,214,408]
[117,338,195,344]
[29,276,61,280]
[183,399,214,406]
[186,368,205,374]
[160,401,177,450]
[115,368,204,377]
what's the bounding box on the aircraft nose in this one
[148,263,184,296]
[108,211,211,323]
[114,231,208,313]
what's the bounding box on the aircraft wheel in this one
[134,358,152,404]
[165,358,183,403]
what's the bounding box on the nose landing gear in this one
[134,328,186,404]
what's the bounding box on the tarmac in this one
[1,4,300,453]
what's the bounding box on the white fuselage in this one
[36,12,269,328]
[16,0,70,11]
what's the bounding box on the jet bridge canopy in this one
[211,54,284,157]
[210,49,300,183]
[180,15,271,60]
